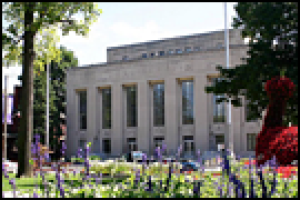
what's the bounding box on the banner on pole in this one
[2,94,14,124]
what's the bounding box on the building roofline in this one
[67,43,247,72]
[107,28,239,51]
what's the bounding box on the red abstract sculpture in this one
[255,76,298,167]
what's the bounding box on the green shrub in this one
[89,155,101,160]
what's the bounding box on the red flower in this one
[276,166,298,178]
[244,160,256,165]
[212,172,222,177]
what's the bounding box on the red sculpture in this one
[255,76,298,167]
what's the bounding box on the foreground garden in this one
[2,134,298,198]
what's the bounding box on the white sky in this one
[2,2,238,94]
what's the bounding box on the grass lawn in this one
[2,172,130,192]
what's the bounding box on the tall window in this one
[212,78,226,123]
[247,133,256,151]
[126,85,137,127]
[182,80,194,124]
[102,88,112,129]
[153,83,165,126]
[79,90,87,130]
[102,139,111,154]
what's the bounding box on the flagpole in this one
[224,3,233,155]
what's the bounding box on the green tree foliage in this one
[2,2,101,178]
[205,2,298,126]
[25,46,78,160]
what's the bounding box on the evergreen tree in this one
[205,2,298,126]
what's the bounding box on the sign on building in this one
[2,94,14,124]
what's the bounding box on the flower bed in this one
[3,135,298,198]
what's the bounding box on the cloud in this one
[109,20,173,45]
[58,19,174,66]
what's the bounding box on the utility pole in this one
[3,75,8,160]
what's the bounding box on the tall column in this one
[194,75,209,153]
[232,105,241,154]
[137,81,150,154]
[165,78,179,155]
[112,83,123,156]
[66,85,77,158]
[87,86,97,148]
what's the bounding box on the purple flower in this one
[134,169,140,187]
[155,146,161,160]
[218,184,223,197]
[197,149,202,165]
[222,150,231,176]
[59,186,65,198]
[33,192,38,198]
[176,145,182,159]
[145,175,152,192]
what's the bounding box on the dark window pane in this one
[142,53,147,58]
[212,78,226,123]
[159,51,165,56]
[153,83,165,126]
[127,86,137,127]
[102,88,112,129]
[182,81,194,125]
[103,139,111,154]
[79,91,87,130]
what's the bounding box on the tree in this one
[2,2,101,178]
[49,46,79,159]
[18,46,78,159]
[205,2,298,126]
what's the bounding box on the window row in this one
[78,80,246,130]
[122,46,202,61]
[91,136,195,155]
[79,133,257,156]
[213,133,257,152]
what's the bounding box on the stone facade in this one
[66,29,262,159]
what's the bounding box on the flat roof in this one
[107,28,238,51]
[67,43,247,71]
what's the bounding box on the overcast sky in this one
[2,2,238,93]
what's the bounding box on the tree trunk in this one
[17,3,36,178]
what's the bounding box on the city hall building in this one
[66,29,262,159]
